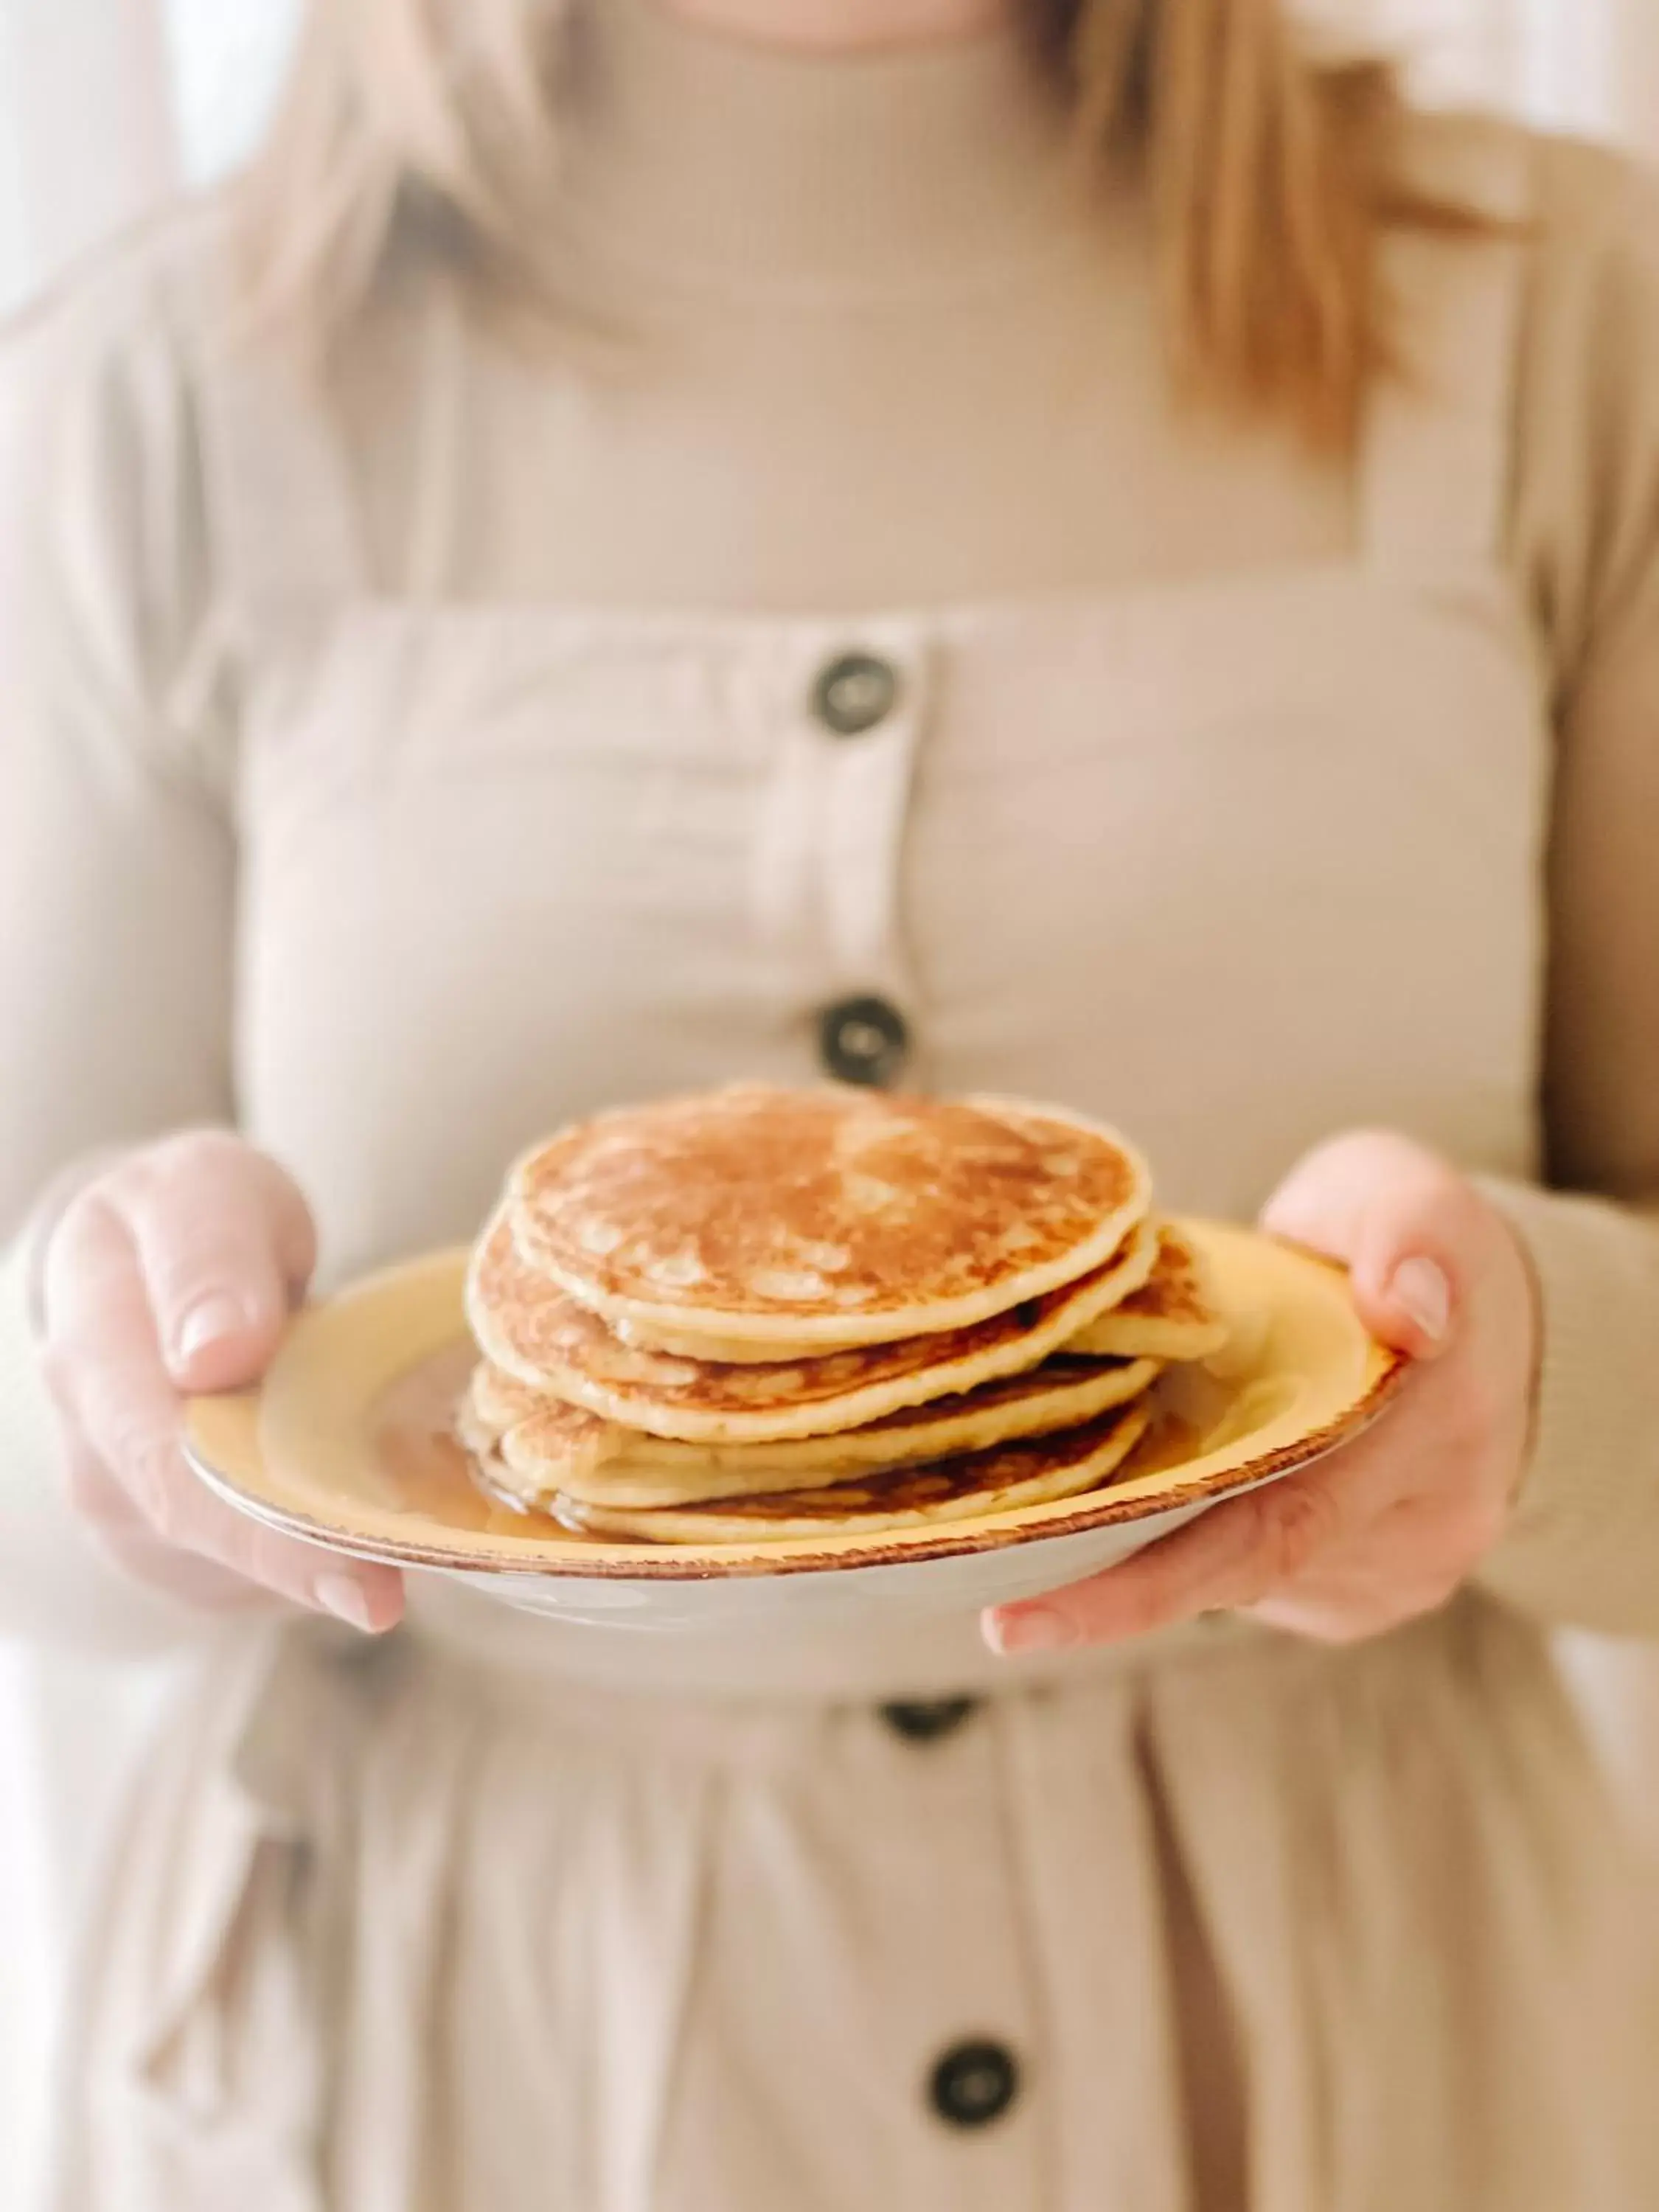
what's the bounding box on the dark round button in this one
[818,995,910,1089]
[811,652,900,737]
[881,1699,979,1745]
[928,2039,1020,2131]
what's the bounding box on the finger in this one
[111,1444,405,1631]
[1260,1132,1489,1363]
[76,1366,403,1629]
[1260,1129,1427,1258]
[103,1137,316,1392]
[985,1466,1354,1654]
[46,1200,400,1630]
[1237,1490,1485,1642]
[1243,1534,1471,1640]
[56,1422,154,1548]
[1245,1537,1470,1643]
[64,1422,403,1629]
[43,1192,174,1459]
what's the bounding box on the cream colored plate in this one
[184,1222,1406,1615]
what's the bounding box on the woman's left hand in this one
[986,1132,1541,1655]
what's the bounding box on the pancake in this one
[468,1210,1160,1444]
[1065,1222,1229,1362]
[453,1430,538,1521]
[483,1352,1163,1509]
[508,1085,1152,1350]
[554,1401,1153,1543]
[455,1383,510,1464]
[465,1359,550,1441]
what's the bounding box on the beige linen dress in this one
[8,7,1659,2205]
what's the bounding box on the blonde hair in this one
[239,0,1468,451]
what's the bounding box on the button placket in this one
[749,636,919,945]
[817,654,921,995]
[811,633,928,1085]
[749,628,930,1082]
[835,1691,1043,2201]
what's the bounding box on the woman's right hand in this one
[38,1131,403,1632]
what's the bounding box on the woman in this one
[5,0,1659,2202]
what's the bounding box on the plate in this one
[183,1222,1408,1631]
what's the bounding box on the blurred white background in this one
[1,1,1656,2203]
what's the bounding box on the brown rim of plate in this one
[184,1345,1410,1583]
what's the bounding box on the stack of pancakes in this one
[459,1085,1227,1543]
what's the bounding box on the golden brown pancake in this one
[465,1359,551,1439]
[553,1401,1153,1543]
[479,1351,1162,1509]
[467,1209,1159,1443]
[456,1088,1220,1550]
[454,1374,532,1473]
[459,1362,610,1471]
[1065,1222,1229,1362]
[507,1085,1151,1349]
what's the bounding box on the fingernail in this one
[1390,1256,1452,1344]
[316,1574,376,1634]
[985,1604,1079,1657]
[175,1293,253,1363]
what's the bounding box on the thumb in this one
[1261,1130,1475,1363]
